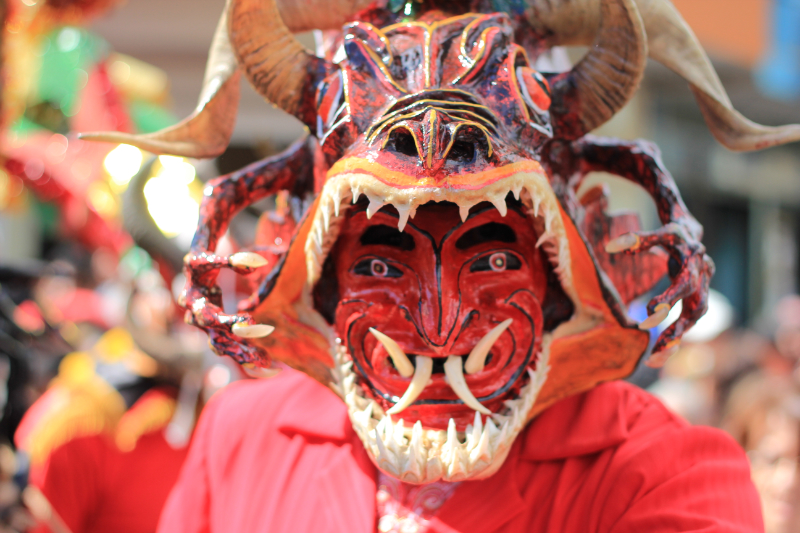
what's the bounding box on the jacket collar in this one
[521,380,632,461]
[274,373,353,442]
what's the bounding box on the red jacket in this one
[158,370,763,533]
[26,388,188,533]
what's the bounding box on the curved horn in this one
[531,0,647,139]
[635,0,800,151]
[81,9,240,159]
[227,0,372,127]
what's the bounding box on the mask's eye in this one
[353,258,403,278]
[470,252,522,273]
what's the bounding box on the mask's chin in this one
[332,335,551,484]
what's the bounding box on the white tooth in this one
[545,210,555,232]
[332,187,342,217]
[406,424,425,480]
[533,197,541,218]
[473,411,483,441]
[408,205,418,219]
[369,328,414,378]
[343,374,356,393]
[447,447,467,479]
[459,205,470,223]
[465,424,476,451]
[490,194,508,217]
[313,225,324,250]
[484,418,500,447]
[394,419,406,447]
[446,418,459,451]
[512,184,522,200]
[375,431,398,475]
[536,232,552,249]
[354,403,373,430]
[366,194,385,219]
[322,202,332,232]
[443,356,491,415]
[426,455,443,481]
[384,415,394,440]
[394,204,411,232]
[341,360,353,374]
[469,423,493,466]
[312,235,323,256]
[464,319,513,374]
[387,355,433,415]
[498,416,512,444]
[412,420,423,444]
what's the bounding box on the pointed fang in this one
[369,328,414,378]
[387,355,433,415]
[443,356,491,415]
[490,196,508,217]
[395,204,411,232]
[366,195,385,219]
[459,205,470,223]
[464,319,512,375]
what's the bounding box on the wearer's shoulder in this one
[199,368,332,438]
[592,383,761,532]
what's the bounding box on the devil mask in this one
[83,0,800,484]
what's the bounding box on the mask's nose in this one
[416,271,463,350]
[381,108,493,179]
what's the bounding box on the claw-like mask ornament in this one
[84,0,800,484]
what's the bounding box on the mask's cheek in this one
[333,298,419,372]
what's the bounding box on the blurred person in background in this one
[12,261,238,533]
[719,295,800,533]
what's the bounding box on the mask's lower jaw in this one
[333,335,551,484]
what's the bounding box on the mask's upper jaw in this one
[245,158,649,416]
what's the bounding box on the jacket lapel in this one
[275,376,377,533]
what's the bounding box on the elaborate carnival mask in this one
[85,0,800,483]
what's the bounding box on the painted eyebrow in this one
[455,222,516,249]
[360,225,416,250]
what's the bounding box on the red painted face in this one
[330,200,548,429]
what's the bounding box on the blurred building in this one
[4,0,800,332]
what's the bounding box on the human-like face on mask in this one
[330,200,548,430]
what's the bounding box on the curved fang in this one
[464,319,513,375]
[444,356,491,415]
[369,328,414,378]
[387,356,433,415]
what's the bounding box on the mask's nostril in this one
[391,129,419,158]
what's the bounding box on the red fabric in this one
[158,370,763,533]
[30,428,188,533]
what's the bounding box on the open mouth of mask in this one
[309,172,579,483]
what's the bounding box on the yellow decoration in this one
[92,327,135,363]
[58,352,95,385]
[16,368,125,466]
[115,391,176,452]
